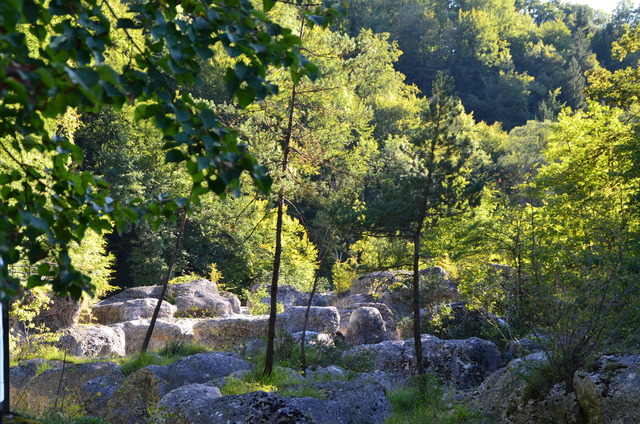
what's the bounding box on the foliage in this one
[244,285,284,316]
[0,0,344,301]
[384,374,481,424]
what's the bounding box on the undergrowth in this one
[385,374,481,424]
[118,340,209,376]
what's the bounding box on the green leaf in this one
[236,86,256,108]
[263,0,276,12]
[165,149,187,163]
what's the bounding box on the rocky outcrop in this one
[155,383,223,423]
[57,324,126,357]
[345,307,387,345]
[470,354,640,424]
[338,301,397,341]
[193,315,269,349]
[155,380,390,424]
[93,298,176,325]
[13,361,124,419]
[169,279,234,317]
[250,284,330,308]
[278,306,340,335]
[353,335,501,389]
[110,319,197,354]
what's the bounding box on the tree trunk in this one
[264,191,284,376]
[140,206,188,354]
[412,231,425,375]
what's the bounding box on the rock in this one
[10,359,61,406]
[278,306,340,335]
[13,362,124,419]
[251,284,329,308]
[57,324,126,357]
[345,307,387,345]
[93,298,176,325]
[169,279,234,317]
[353,335,501,389]
[470,353,640,424]
[155,383,222,423]
[220,291,242,314]
[155,380,390,424]
[105,367,164,424]
[305,365,347,380]
[338,302,397,341]
[33,295,85,331]
[291,331,334,347]
[110,319,196,354]
[193,315,269,350]
[151,352,251,393]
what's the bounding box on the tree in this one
[365,74,486,374]
[0,0,343,301]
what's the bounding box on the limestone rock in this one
[57,324,126,357]
[220,291,242,314]
[353,335,501,389]
[193,315,269,349]
[250,284,329,309]
[339,302,397,341]
[110,319,196,354]
[33,295,85,331]
[345,307,387,345]
[93,298,176,325]
[155,383,222,424]
[278,306,340,335]
[169,279,234,317]
[105,367,164,424]
[13,362,124,419]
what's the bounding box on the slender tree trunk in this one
[264,191,284,376]
[412,230,425,375]
[140,206,188,354]
[264,76,298,377]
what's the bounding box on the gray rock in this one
[105,367,165,424]
[278,306,340,335]
[353,335,501,389]
[220,291,242,314]
[13,361,124,419]
[169,279,234,317]
[33,295,85,331]
[155,383,222,423]
[193,315,269,349]
[110,319,195,354]
[345,307,387,345]
[251,284,329,308]
[156,380,390,424]
[57,324,126,357]
[340,302,397,341]
[93,298,176,325]
[10,359,62,406]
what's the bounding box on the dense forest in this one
[2,0,640,383]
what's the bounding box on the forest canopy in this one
[2,0,640,375]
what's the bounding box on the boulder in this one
[169,279,234,317]
[155,383,222,423]
[93,298,176,325]
[353,335,501,389]
[110,319,196,354]
[278,306,340,335]
[155,380,390,424]
[10,359,62,406]
[470,353,640,424]
[57,324,126,357]
[193,315,269,349]
[13,361,125,419]
[220,291,242,314]
[252,284,330,308]
[104,367,165,424]
[338,302,397,340]
[345,307,387,345]
[350,270,412,296]
[33,295,86,331]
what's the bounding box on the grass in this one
[117,340,210,376]
[384,374,481,424]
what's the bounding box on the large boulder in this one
[110,319,197,354]
[251,284,329,308]
[57,324,126,357]
[278,306,340,335]
[155,383,223,423]
[33,295,86,331]
[345,307,387,345]
[13,361,125,419]
[154,380,390,424]
[92,298,176,325]
[353,335,501,389]
[104,367,165,424]
[338,302,397,341]
[471,353,640,424]
[193,315,269,349]
[169,279,235,317]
